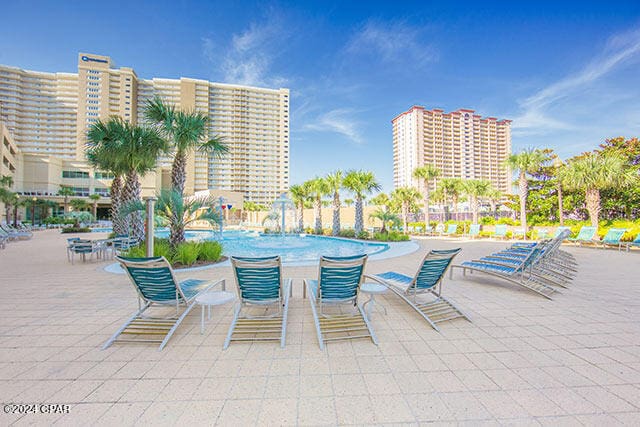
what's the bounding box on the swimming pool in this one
[95,228,389,264]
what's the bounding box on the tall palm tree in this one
[463,179,491,224]
[369,208,401,233]
[289,182,312,232]
[558,152,636,228]
[144,96,229,196]
[503,149,549,231]
[370,193,391,210]
[57,186,75,214]
[439,178,463,221]
[413,165,440,226]
[70,198,89,212]
[88,194,101,220]
[391,187,422,232]
[343,170,381,234]
[308,177,330,234]
[87,117,167,241]
[325,170,344,236]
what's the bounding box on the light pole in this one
[31,197,37,226]
[144,196,156,257]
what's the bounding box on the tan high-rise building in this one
[392,106,511,194]
[0,53,289,204]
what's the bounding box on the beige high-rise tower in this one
[392,106,511,194]
[0,53,289,204]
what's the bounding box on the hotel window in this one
[62,170,90,179]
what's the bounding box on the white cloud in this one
[202,18,288,87]
[346,20,437,66]
[304,109,364,144]
[512,26,640,135]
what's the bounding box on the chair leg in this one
[102,303,151,350]
[358,304,378,345]
[223,303,242,350]
[159,302,197,351]
[306,280,325,350]
[280,279,292,348]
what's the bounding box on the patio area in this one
[1,230,639,425]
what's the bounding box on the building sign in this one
[81,55,108,64]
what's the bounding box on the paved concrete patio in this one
[1,230,639,426]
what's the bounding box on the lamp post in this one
[144,196,156,257]
[31,197,37,226]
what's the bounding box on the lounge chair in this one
[451,243,559,299]
[553,226,571,239]
[443,224,458,237]
[492,224,507,240]
[624,233,640,252]
[305,254,377,350]
[103,256,224,350]
[224,256,291,349]
[435,223,445,235]
[599,228,627,251]
[568,226,597,246]
[424,225,434,235]
[366,248,469,331]
[1,224,31,240]
[512,228,526,240]
[467,224,480,239]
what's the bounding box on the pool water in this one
[160,230,390,263]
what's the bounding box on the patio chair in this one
[435,223,445,235]
[467,224,480,239]
[553,226,571,239]
[103,256,224,350]
[443,224,458,237]
[224,256,291,349]
[68,239,100,264]
[492,224,508,240]
[599,228,627,251]
[366,248,469,331]
[305,254,377,350]
[568,226,597,246]
[624,233,640,252]
[451,243,558,299]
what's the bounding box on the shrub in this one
[61,227,91,233]
[154,238,172,258]
[124,244,147,258]
[480,216,496,225]
[172,242,199,266]
[322,228,332,236]
[356,231,370,240]
[197,241,223,261]
[372,231,410,242]
[497,217,519,226]
[338,229,356,238]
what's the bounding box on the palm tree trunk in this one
[332,192,340,236]
[557,184,564,226]
[92,203,98,220]
[585,187,600,228]
[13,205,18,227]
[402,204,408,233]
[297,204,304,231]
[314,197,322,234]
[453,196,459,221]
[170,218,184,249]
[64,197,69,215]
[110,175,123,235]
[123,170,144,242]
[172,150,187,196]
[354,196,363,234]
[518,173,528,231]
[424,189,430,227]
[472,195,479,224]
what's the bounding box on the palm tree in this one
[57,186,75,214]
[391,187,422,232]
[87,117,167,241]
[343,198,354,207]
[369,208,401,233]
[439,178,463,221]
[70,198,89,212]
[120,190,222,248]
[370,193,391,210]
[503,148,549,231]
[325,170,344,236]
[413,165,440,226]
[343,170,381,234]
[463,180,491,224]
[553,157,565,226]
[289,182,312,232]
[144,96,228,196]
[308,177,329,234]
[88,194,101,220]
[0,175,15,224]
[485,187,502,219]
[558,152,636,228]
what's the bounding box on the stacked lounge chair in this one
[568,226,597,246]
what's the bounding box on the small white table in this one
[196,291,236,334]
[360,282,388,317]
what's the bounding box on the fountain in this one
[270,193,295,236]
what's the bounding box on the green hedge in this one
[61,227,91,233]
[122,239,224,266]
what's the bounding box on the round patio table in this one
[360,282,388,317]
[196,291,236,334]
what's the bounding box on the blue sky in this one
[1,1,640,191]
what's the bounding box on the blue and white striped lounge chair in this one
[451,243,558,299]
[467,224,480,239]
[367,249,469,331]
[305,254,377,350]
[224,256,291,349]
[599,228,627,251]
[492,224,508,240]
[624,233,640,252]
[443,224,458,237]
[103,256,225,350]
[568,226,597,246]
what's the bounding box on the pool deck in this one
[1,230,639,425]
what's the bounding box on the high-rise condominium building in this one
[392,106,511,194]
[0,53,289,203]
